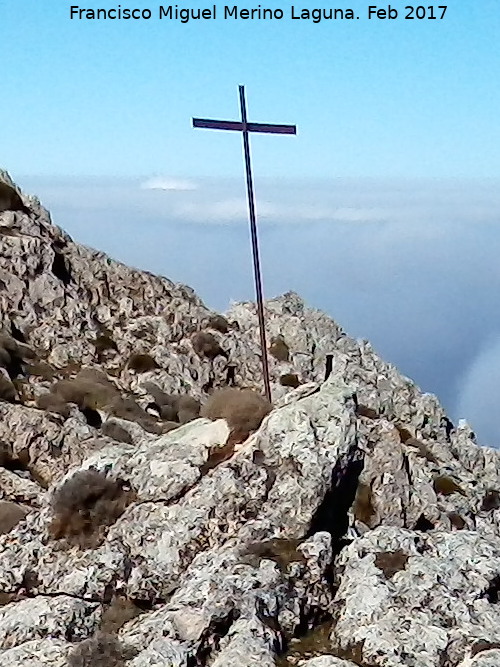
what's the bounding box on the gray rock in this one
[0,171,498,665]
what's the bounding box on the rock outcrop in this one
[0,170,498,666]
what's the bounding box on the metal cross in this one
[193,85,297,403]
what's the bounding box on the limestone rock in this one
[0,171,498,665]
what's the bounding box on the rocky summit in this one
[0,169,498,667]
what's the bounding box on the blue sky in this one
[2,1,500,178]
[3,1,500,446]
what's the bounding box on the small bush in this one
[109,397,163,435]
[374,550,409,579]
[142,381,175,407]
[36,392,71,418]
[143,383,201,424]
[93,335,118,355]
[49,468,135,547]
[269,335,290,362]
[0,374,16,402]
[433,475,466,497]
[25,361,56,380]
[0,501,28,534]
[126,353,159,373]
[101,421,133,444]
[68,631,136,667]
[100,596,142,634]
[279,373,301,388]
[192,331,228,360]
[52,374,119,411]
[200,388,272,443]
[0,332,35,379]
[353,482,375,526]
[176,395,201,424]
[207,315,230,334]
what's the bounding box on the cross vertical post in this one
[193,86,297,403]
[238,85,271,403]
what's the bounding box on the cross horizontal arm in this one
[193,118,244,131]
[193,118,297,135]
[247,122,296,135]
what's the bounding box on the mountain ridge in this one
[0,170,498,667]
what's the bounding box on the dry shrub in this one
[433,475,466,497]
[100,595,142,634]
[142,381,174,407]
[93,335,118,355]
[0,501,28,534]
[355,404,379,420]
[207,315,230,334]
[269,335,290,362]
[25,361,57,380]
[279,373,301,388]
[0,333,36,379]
[68,631,136,667]
[0,373,16,402]
[36,392,71,417]
[49,468,135,547]
[177,395,201,424]
[52,372,119,411]
[101,421,133,444]
[143,383,201,424]
[353,481,376,526]
[76,368,118,389]
[482,490,500,511]
[192,331,228,360]
[374,550,409,578]
[200,388,272,443]
[126,353,159,373]
[108,397,164,435]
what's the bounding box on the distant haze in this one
[19,173,500,448]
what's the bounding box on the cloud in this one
[140,176,197,191]
[455,336,500,448]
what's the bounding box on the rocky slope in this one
[0,170,499,667]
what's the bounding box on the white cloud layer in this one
[455,337,500,448]
[140,176,197,191]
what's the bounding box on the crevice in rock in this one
[225,364,236,386]
[0,440,49,490]
[9,322,27,343]
[401,452,412,526]
[324,354,333,381]
[293,606,333,640]
[414,515,435,532]
[483,574,500,603]
[471,640,500,656]
[51,248,72,285]
[81,407,102,428]
[481,489,500,511]
[305,445,364,555]
[193,608,240,665]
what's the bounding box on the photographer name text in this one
[69,4,448,22]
